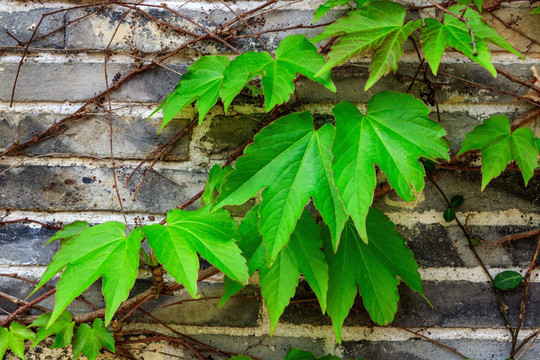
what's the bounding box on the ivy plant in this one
[2,0,539,359]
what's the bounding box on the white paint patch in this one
[419,266,540,282]
[386,209,540,227]
[0,0,533,13]
[122,321,538,343]
[0,153,222,172]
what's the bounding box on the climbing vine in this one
[0,0,539,359]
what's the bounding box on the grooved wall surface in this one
[1,1,540,359]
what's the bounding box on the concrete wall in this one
[1,0,540,359]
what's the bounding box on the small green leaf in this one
[45,221,89,246]
[285,348,343,359]
[30,311,75,349]
[32,223,143,326]
[422,6,523,76]
[214,111,348,263]
[332,92,449,242]
[451,195,464,208]
[324,208,423,343]
[201,164,233,205]
[313,2,421,89]
[458,115,538,190]
[470,237,481,246]
[0,322,35,360]
[73,319,115,360]
[229,356,254,360]
[143,206,249,297]
[443,208,456,222]
[493,271,522,290]
[151,55,230,127]
[457,0,483,11]
[221,35,335,112]
[532,6,540,14]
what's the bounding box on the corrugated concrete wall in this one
[1,0,539,359]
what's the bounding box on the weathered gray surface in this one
[1,1,539,359]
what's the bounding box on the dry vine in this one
[0,0,539,359]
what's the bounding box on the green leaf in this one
[32,223,143,326]
[443,207,456,222]
[451,195,464,208]
[143,206,249,297]
[324,208,423,343]
[532,6,540,14]
[331,92,449,241]
[73,319,115,360]
[201,164,233,205]
[151,55,230,128]
[30,311,75,349]
[312,2,421,90]
[285,348,343,360]
[313,0,370,22]
[45,221,90,246]
[493,270,522,290]
[229,356,254,360]
[0,322,35,360]
[259,211,329,334]
[457,115,537,190]
[214,111,348,264]
[422,6,523,77]
[457,0,483,11]
[221,35,336,112]
[219,205,266,307]
[220,209,328,335]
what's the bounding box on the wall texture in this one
[1,0,540,359]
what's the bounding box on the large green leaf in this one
[32,223,143,326]
[421,6,523,76]
[213,111,348,264]
[221,35,336,112]
[31,311,75,349]
[73,319,115,360]
[0,322,35,360]
[151,55,230,128]
[457,115,537,190]
[332,92,449,241]
[312,1,421,90]
[324,208,423,343]
[143,206,249,297]
[259,211,328,334]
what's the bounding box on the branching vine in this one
[0,0,539,359]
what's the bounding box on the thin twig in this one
[391,323,470,359]
[427,174,516,343]
[426,0,477,55]
[515,331,540,360]
[218,0,273,55]
[0,288,56,327]
[0,292,49,314]
[0,217,61,229]
[511,234,540,357]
